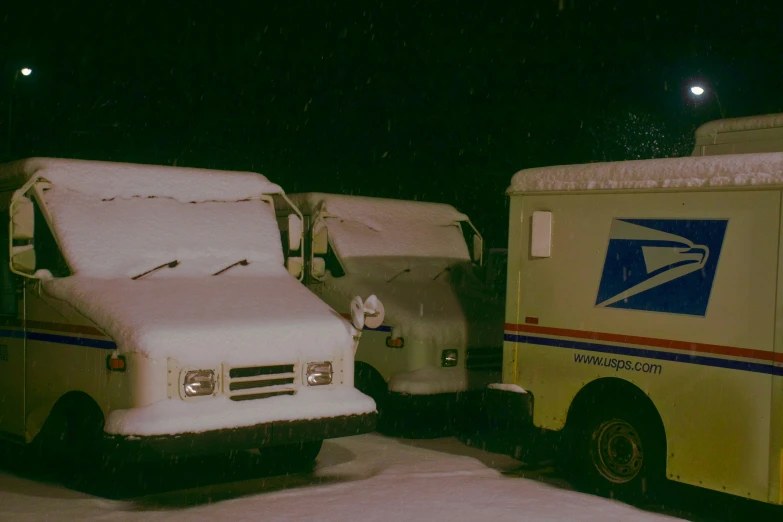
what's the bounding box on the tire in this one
[571,403,665,501]
[33,397,105,469]
[257,440,323,471]
[354,363,389,428]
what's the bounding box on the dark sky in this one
[2,1,782,246]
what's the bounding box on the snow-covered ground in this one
[0,433,692,522]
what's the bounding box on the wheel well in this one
[46,391,105,430]
[354,362,388,399]
[565,378,667,450]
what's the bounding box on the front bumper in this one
[484,387,533,431]
[104,412,377,456]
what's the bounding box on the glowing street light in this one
[6,66,35,157]
[688,83,725,119]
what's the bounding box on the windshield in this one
[43,188,284,278]
[324,215,471,280]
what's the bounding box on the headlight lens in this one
[183,369,216,397]
[306,362,333,386]
[441,349,459,367]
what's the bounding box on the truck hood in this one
[43,274,355,367]
[321,274,504,348]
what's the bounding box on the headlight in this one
[441,349,459,367]
[183,369,216,397]
[306,362,333,386]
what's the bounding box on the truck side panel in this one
[508,190,779,502]
[771,191,783,504]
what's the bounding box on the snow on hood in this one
[323,270,503,349]
[44,272,355,367]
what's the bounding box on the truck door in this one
[0,207,25,440]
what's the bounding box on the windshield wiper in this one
[432,266,452,281]
[131,260,179,280]
[386,267,411,283]
[212,259,249,276]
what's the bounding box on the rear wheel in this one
[257,440,323,471]
[571,404,665,501]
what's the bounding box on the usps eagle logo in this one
[595,219,728,316]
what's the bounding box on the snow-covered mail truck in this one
[0,158,380,466]
[493,152,783,504]
[278,193,504,428]
[692,112,783,156]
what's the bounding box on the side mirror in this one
[312,257,326,279]
[288,214,303,252]
[472,234,484,265]
[11,244,36,274]
[11,196,34,241]
[312,222,328,255]
[286,256,303,279]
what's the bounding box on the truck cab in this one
[276,193,504,430]
[0,158,380,467]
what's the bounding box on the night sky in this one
[2,1,782,247]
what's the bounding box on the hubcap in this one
[590,418,644,484]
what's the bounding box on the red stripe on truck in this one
[504,322,783,364]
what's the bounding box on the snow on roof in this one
[288,193,471,273]
[694,113,783,141]
[287,192,469,226]
[0,157,282,201]
[507,152,783,194]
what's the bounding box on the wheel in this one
[257,440,323,471]
[32,397,105,469]
[572,404,665,500]
[354,363,389,427]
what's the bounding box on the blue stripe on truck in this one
[504,333,783,377]
[0,329,117,350]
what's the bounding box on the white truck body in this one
[0,158,376,458]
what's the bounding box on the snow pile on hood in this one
[288,193,471,275]
[44,274,354,366]
[323,273,503,350]
[508,152,783,193]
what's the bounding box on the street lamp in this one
[6,67,33,158]
[689,83,725,119]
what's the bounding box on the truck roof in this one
[287,192,468,223]
[507,152,783,195]
[692,113,783,156]
[0,157,282,201]
[694,113,783,141]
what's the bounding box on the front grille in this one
[466,347,503,371]
[226,364,297,401]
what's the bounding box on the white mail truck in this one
[0,158,381,467]
[491,152,783,504]
[277,193,504,429]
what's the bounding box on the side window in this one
[32,198,70,278]
[0,209,17,315]
[321,242,345,278]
